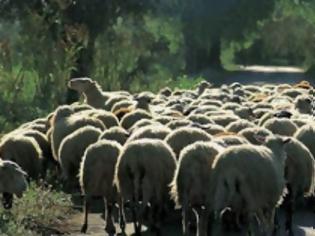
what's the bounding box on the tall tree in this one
[178,0,275,72]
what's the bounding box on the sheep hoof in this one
[105,225,116,235]
[80,224,87,233]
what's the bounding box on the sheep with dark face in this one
[0,160,28,209]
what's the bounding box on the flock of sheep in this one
[0,77,314,236]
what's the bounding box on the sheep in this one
[120,109,152,130]
[165,127,212,159]
[99,127,129,145]
[68,77,130,109]
[115,139,176,235]
[238,127,273,145]
[294,94,313,114]
[111,100,135,113]
[166,120,193,130]
[68,77,109,108]
[211,115,239,127]
[20,129,55,176]
[105,95,130,111]
[58,126,102,190]
[134,92,154,111]
[294,124,315,159]
[154,116,176,125]
[209,135,290,235]
[0,160,28,209]
[128,125,171,142]
[282,138,315,234]
[186,114,214,125]
[0,135,43,179]
[50,107,105,161]
[170,141,223,236]
[233,107,255,120]
[213,133,249,146]
[128,119,160,133]
[263,118,298,136]
[159,87,172,97]
[80,109,119,128]
[79,140,122,234]
[225,119,256,133]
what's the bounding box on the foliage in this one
[0,181,74,236]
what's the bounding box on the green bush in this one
[0,182,74,236]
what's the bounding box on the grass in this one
[0,181,75,236]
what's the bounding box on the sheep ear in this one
[254,134,266,144]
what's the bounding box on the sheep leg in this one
[150,203,162,236]
[118,197,126,234]
[80,196,90,233]
[284,184,294,236]
[273,209,280,235]
[193,205,209,236]
[104,198,116,235]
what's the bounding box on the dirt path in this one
[60,208,315,236]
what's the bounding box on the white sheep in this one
[165,127,212,159]
[209,135,290,235]
[114,139,176,235]
[0,160,28,209]
[58,126,102,191]
[79,140,122,234]
[170,141,223,236]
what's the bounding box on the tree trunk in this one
[185,39,223,74]
[66,34,96,104]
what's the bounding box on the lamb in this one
[209,135,290,235]
[50,106,105,161]
[225,119,256,133]
[99,127,129,145]
[115,139,176,235]
[128,125,171,142]
[0,160,28,209]
[120,109,152,130]
[170,141,223,236]
[165,127,212,159]
[79,140,122,234]
[0,135,43,179]
[263,118,298,136]
[58,126,102,190]
[294,124,315,158]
